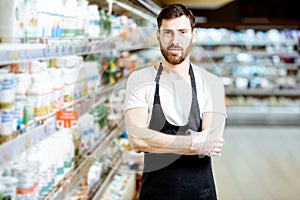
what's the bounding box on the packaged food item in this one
[48,68,64,110]
[0,110,14,144]
[0,176,18,200]
[107,113,121,129]
[27,72,52,117]
[61,68,75,103]
[11,161,40,200]
[15,73,31,128]
[0,74,16,110]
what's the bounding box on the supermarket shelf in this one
[0,29,157,66]
[222,74,300,81]
[227,106,300,114]
[0,78,124,197]
[0,82,114,145]
[90,156,123,200]
[45,156,94,200]
[225,88,300,97]
[204,50,299,58]
[45,126,122,200]
[198,62,300,70]
[0,46,105,66]
[93,163,137,200]
[93,126,123,159]
[196,39,297,47]
[0,116,56,167]
[226,106,300,125]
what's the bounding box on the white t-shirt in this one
[124,64,227,126]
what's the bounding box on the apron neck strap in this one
[155,63,163,83]
[154,63,163,98]
[154,63,198,98]
[189,65,197,98]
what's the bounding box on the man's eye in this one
[180,30,188,34]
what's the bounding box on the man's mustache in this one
[166,45,183,50]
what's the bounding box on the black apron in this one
[138,63,217,200]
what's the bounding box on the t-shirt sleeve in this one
[202,71,227,117]
[124,71,149,113]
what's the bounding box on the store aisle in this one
[212,125,300,200]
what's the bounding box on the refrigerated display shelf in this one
[196,40,297,47]
[0,43,85,66]
[89,157,122,200]
[203,50,299,59]
[89,154,123,200]
[44,156,94,200]
[226,106,300,125]
[225,88,300,97]
[94,164,137,200]
[197,62,300,70]
[0,28,158,66]
[194,32,300,126]
[44,126,123,200]
[0,84,113,160]
[0,116,56,167]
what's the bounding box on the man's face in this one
[157,15,195,65]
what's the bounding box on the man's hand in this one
[186,129,225,157]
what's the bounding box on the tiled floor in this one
[212,125,300,200]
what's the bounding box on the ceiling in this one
[90,0,300,30]
[153,0,235,10]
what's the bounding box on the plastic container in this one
[11,161,40,200]
[107,113,120,129]
[87,5,100,38]
[0,176,18,200]
[26,72,52,117]
[0,74,16,111]
[64,0,77,38]
[48,68,64,110]
[14,73,30,128]
[0,110,14,144]
[61,128,75,174]
[0,0,19,43]
[15,74,30,100]
[61,68,74,103]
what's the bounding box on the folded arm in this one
[125,107,226,156]
[125,107,195,154]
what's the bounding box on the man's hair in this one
[157,4,196,30]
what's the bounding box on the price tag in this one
[56,111,78,128]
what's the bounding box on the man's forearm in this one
[128,127,197,155]
[125,109,199,155]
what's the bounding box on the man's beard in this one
[160,41,192,65]
[161,49,184,64]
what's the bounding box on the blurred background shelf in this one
[226,106,300,125]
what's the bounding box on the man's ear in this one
[192,28,198,43]
[156,29,160,40]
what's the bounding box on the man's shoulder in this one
[192,64,222,82]
[127,66,155,83]
[130,66,154,76]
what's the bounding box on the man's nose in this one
[171,32,180,44]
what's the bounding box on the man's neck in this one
[161,59,190,79]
